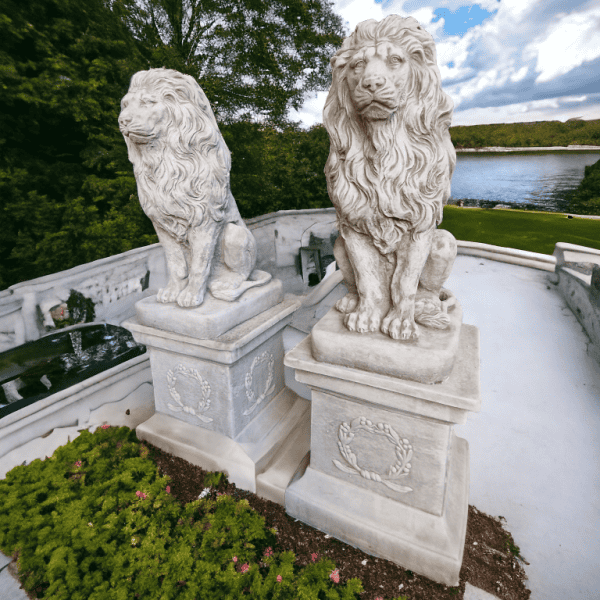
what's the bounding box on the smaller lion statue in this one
[119,68,270,308]
[324,15,458,341]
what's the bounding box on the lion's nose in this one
[362,75,385,91]
[119,114,132,126]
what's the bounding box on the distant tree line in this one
[449,120,600,149]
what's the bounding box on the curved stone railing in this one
[0,244,168,350]
[3,208,599,356]
[550,243,600,364]
[457,241,556,271]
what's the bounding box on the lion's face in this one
[119,90,168,145]
[345,41,410,121]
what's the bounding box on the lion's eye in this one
[352,60,365,70]
[389,55,403,65]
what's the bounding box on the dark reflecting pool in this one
[0,324,145,419]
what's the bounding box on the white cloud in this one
[525,5,600,83]
[289,92,328,128]
[452,96,600,126]
[334,0,388,32]
[562,95,587,103]
[292,1,600,127]
[510,66,529,83]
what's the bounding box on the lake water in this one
[450,152,600,212]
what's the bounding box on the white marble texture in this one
[120,68,270,308]
[323,15,457,342]
[284,323,481,584]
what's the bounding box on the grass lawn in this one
[440,206,600,255]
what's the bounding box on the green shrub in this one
[0,426,363,599]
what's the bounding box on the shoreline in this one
[455,145,600,153]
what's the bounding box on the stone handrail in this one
[3,207,598,353]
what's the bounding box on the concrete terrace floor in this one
[447,255,600,600]
[1,254,600,600]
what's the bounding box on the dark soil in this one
[147,443,531,600]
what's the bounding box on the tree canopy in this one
[0,0,154,288]
[0,0,342,289]
[122,0,344,124]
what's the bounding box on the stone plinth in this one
[283,325,480,586]
[135,278,283,340]
[124,294,311,501]
[312,304,463,384]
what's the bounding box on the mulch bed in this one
[148,443,531,600]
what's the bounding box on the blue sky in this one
[291,0,600,127]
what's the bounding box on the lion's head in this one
[323,16,456,254]
[119,68,231,242]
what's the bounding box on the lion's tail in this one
[210,270,272,302]
[414,289,456,330]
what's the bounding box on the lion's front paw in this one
[381,309,419,341]
[157,282,186,304]
[344,306,384,333]
[335,292,359,314]
[176,284,205,307]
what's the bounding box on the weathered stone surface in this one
[126,296,299,439]
[283,323,481,585]
[119,68,270,308]
[323,15,457,342]
[286,435,470,586]
[312,302,462,383]
[135,278,283,339]
[127,295,311,498]
[137,387,310,497]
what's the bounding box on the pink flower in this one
[375,597,384,600]
[74,461,82,468]
[232,556,238,563]
[135,491,147,500]
[276,575,282,583]
[101,424,110,429]
[241,563,249,573]
[166,486,171,494]
[264,547,273,558]
[311,552,318,562]
[330,569,340,584]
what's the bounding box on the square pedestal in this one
[283,326,480,586]
[311,303,463,384]
[124,295,312,501]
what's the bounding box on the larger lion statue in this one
[119,68,270,308]
[324,15,458,341]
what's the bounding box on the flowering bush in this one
[0,426,364,600]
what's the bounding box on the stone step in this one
[256,403,311,506]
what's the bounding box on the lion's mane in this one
[124,68,231,243]
[324,15,456,254]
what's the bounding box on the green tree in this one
[567,158,600,215]
[0,0,153,289]
[222,122,331,219]
[123,0,345,125]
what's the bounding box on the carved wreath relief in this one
[166,364,213,423]
[243,351,275,416]
[333,417,413,493]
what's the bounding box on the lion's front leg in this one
[382,229,435,341]
[155,225,188,304]
[177,222,222,307]
[339,226,390,333]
